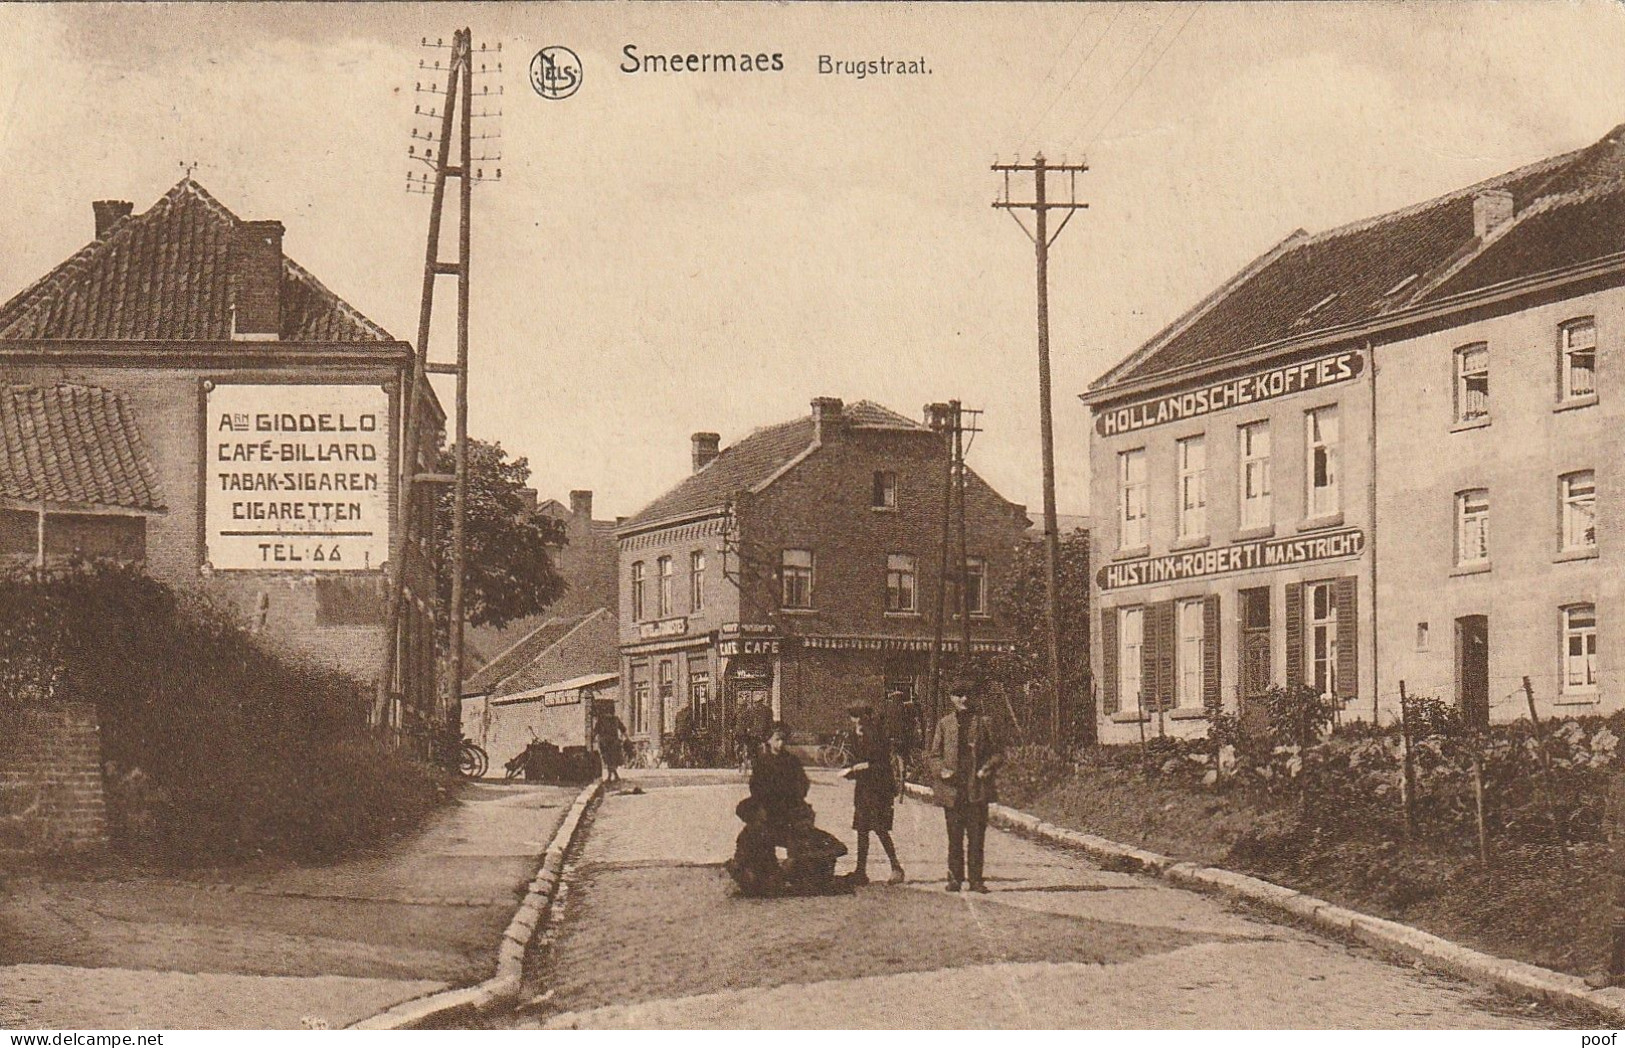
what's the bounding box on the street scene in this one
[5,0,1625,1035]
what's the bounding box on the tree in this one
[977,528,1091,747]
[433,438,567,636]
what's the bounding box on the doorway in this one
[1456,615,1489,727]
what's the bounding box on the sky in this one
[2,1,1624,521]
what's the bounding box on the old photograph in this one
[3,0,1625,1033]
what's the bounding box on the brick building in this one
[1083,122,1625,741]
[0,180,442,731]
[616,397,1031,757]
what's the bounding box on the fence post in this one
[1523,674,1559,844]
[1398,680,1417,840]
[1471,754,1488,866]
[1597,768,1625,987]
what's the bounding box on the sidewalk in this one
[0,781,576,1030]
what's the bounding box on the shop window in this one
[1239,420,1272,530]
[1561,471,1596,552]
[1563,604,1598,695]
[1177,435,1207,540]
[1118,448,1148,549]
[1454,343,1490,422]
[1306,406,1340,518]
[781,548,814,608]
[1456,489,1490,566]
[886,553,917,613]
[1560,318,1597,401]
[690,668,712,729]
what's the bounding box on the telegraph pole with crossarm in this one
[993,154,1092,748]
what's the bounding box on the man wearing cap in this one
[928,678,1003,893]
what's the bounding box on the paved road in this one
[512,771,1555,1029]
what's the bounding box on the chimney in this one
[92,200,133,240]
[231,219,285,340]
[924,402,955,432]
[691,432,720,473]
[1473,189,1514,240]
[810,397,844,443]
[570,489,593,521]
[517,487,539,515]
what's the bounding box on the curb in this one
[348,777,605,1030]
[902,782,1625,1024]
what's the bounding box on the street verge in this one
[902,782,1625,1025]
[348,777,604,1030]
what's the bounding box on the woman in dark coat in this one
[594,713,627,783]
[748,723,810,842]
[842,705,904,885]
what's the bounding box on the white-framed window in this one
[629,662,649,735]
[886,553,918,613]
[630,561,646,621]
[781,548,814,609]
[1455,343,1490,422]
[872,471,897,509]
[1119,607,1144,713]
[1456,489,1490,566]
[1560,318,1597,401]
[1176,599,1205,709]
[1562,604,1598,694]
[690,667,712,729]
[965,556,988,617]
[658,660,677,733]
[657,556,674,617]
[1177,435,1208,540]
[1308,581,1338,698]
[1306,406,1340,518]
[1119,448,1148,549]
[1239,420,1272,530]
[1561,471,1597,553]
[690,550,706,612]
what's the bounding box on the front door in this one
[1457,615,1489,727]
[1240,587,1272,733]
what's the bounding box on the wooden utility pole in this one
[994,155,1090,747]
[926,403,954,728]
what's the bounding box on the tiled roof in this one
[1094,123,1625,393]
[0,179,395,343]
[621,400,927,530]
[466,610,600,694]
[0,384,163,511]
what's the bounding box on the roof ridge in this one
[282,256,395,342]
[476,608,608,695]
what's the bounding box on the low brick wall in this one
[0,702,107,852]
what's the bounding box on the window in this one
[872,471,897,509]
[1119,607,1144,713]
[1177,435,1207,539]
[965,557,988,617]
[690,668,712,729]
[1563,604,1597,694]
[630,663,649,735]
[657,556,674,617]
[690,550,706,612]
[1239,421,1272,530]
[659,660,676,733]
[781,549,814,608]
[1562,472,1597,553]
[1308,581,1338,698]
[1416,622,1430,652]
[1455,343,1490,422]
[886,553,918,613]
[1119,448,1148,549]
[1456,489,1490,566]
[1561,318,1597,401]
[630,561,646,621]
[1176,599,1205,709]
[1306,406,1340,518]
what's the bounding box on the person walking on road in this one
[595,711,629,784]
[928,679,1003,893]
[840,703,904,886]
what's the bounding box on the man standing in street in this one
[928,678,1003,893]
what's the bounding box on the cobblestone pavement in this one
[0,781,576,1029]
[510,771,1561,1030]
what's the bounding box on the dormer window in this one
[1294,293,1339,327]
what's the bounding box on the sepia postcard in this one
[4,0,1625,1036]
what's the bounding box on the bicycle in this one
[818,730,854,769]
[457,738,489,780]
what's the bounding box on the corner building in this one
[1084,122,1625,741]
[615,398,1031,758]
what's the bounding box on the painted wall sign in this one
[1096,350,1364,437]
[205,383,390,571]
[719,638,780,656]
[1098,528,1365,590]
[638,617,689,640]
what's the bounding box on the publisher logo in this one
[530,46,582,100]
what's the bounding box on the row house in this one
[1083,121,1625,742]
[615,397,1031,756]
[0,181,442,731]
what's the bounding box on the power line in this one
[1012,5,1117,156]
[1058,5,1178,157]
[1071,1,1204,157]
